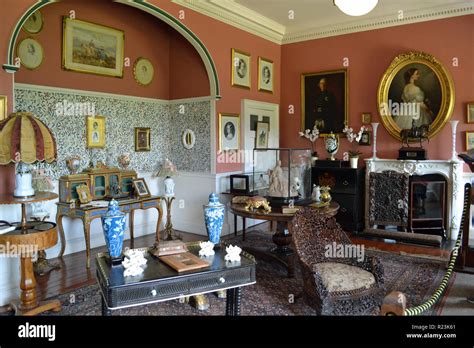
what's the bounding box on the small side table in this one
[0,192,61,315]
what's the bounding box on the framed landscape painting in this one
[62,17,124,77]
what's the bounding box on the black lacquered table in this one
[96,243,256,316]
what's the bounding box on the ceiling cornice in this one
[172,0,473,45]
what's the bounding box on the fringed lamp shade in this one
[0,112,57,165]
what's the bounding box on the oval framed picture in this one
[23,10,44,34]
[133,58,154,86]
[17,38,44,70]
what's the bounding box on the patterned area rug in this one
[43,231,451,316]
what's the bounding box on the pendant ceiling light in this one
[334,0,378,16]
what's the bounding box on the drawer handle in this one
[341,207,347,213]
[219,277,226,283]
[342,180,349,186]
[151,289,157,297]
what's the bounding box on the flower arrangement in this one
[298,126,320,156]
[343,125,366,158]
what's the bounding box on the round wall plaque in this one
[23,10,44,34]
[17,38,44,70]
[182,129,196,149]
[133,58,154,86]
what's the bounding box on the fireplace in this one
[364,158,464,243]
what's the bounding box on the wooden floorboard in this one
[0,222,452,314]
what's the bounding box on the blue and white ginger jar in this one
[101,199,126,262]
[203,193,225,245]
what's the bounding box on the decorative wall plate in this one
[17,38,44,70]
[23,10,44,34]
[133,58,154,86]
[182,129,196,149]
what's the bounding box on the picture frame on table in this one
[86,116,106,148]
[132,178,151,198]
[255,122,269,149]
[219,113,240,151]
[359,131,371,146]
[231,48,251,89]
[62,17,124,78]
[258,57,273,93]
[467,102,474,124]
[76,184,92,204]
[301,69,348,135]
[135,127,151,152]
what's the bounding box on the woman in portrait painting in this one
[395,68,434,129]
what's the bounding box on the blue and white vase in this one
[203,193,225,245]
[101,199,126,264]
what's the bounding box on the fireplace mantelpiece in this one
[364,158,463,241]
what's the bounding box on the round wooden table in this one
[229,201,339,277]
[0,192,61,315]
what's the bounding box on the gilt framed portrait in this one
[467,132,474,151]
[231,49,251,89]
[17,38,43,70]
[219,113,240,151]
[76,184,92,204]
[135,127,151,152]
[258,57,273,93]
[86,116,105,148]
[0,96,7,121]
[361,112,372,125]
[467,102,474,124]
[133,57,154,86]
[377,51,454,141]
[133,178,150,198]
[359,131,371,146]
[62,17,124,78]
[301,69,348,135]
[255,122,269,149]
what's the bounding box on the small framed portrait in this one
[255,122,269,149]
[17,38,44,70]
[133,57,154,86]
[76,184,92,204]
[301,69,348,135]
[23,10,44,34]
[133,178,151,198]
[135,127,151,152]
[231,49,251,89]
[258,57,273,93]
[86,116,106,148]
[467,132,474,151]
[219,113,240,151]
[361,112,372,125]
[467,102,474,123]
[0,96,7,121]
[359,131,371,146]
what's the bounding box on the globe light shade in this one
[334,0,378,16]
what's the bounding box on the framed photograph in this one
[86,116,106,148]
[62,17,124,77]
[135,127,151,152]
[17,38,44,70]
[133,57,154,86]
[255,122,269,149]
[359,131,371,146]
[301,69,348,135]
[0,96,7,121]
[76,184,92,204]
[377,51,454,142]
[23,10,44,34]
[219,113,240,151]
[231,49,251,89]
[133,178,151,198]
[258,57,273,93]
[361,112,372,125]
[467,102,474,124]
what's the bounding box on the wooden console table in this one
[56,196,163,269]
[0,192,61,315]
[229,202,339,277]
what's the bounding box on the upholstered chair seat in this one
[290,208,385,315]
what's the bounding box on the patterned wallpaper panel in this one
[14,86,211,178]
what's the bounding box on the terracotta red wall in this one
[280,15,474,163]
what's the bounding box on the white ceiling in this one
[173,0,473,44]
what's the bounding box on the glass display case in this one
[230,171,269,195]
[253,148,312,206]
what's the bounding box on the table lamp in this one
[0,112,57,198]
[156,159,180,240]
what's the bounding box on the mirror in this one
[182,129,196,149]
[377,51,454,142]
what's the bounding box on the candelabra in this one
[371,122,379,160]
[450,120,459,161]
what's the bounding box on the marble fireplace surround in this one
[364,158,464,241]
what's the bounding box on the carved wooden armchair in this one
[291,208,385,315]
